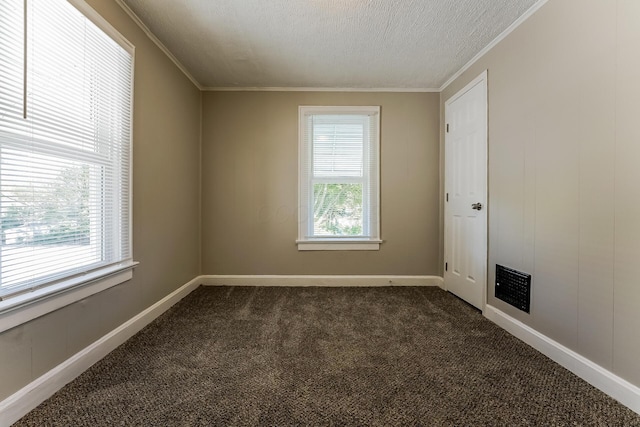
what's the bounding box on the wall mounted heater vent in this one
[495,264,531,313]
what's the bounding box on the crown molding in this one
[114,0,203,90]
[439,0,549,92]
[203,86,440,93]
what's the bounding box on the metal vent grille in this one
[495,265,531,313]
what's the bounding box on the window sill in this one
[0,261,138,334]
[296,239,382,251]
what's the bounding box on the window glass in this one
[0,0,133,299]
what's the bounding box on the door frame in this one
[443,70,489,311]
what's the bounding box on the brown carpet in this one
[14,286,640,426]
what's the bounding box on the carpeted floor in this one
[14,286,640,426]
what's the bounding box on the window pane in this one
[312,116,364,178]
[1,149,102,288]
[313,183,363,236]
[26,0,132,154]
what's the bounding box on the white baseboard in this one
[200,275,444,288]
[484,305,640,415]
[0,276,202,427]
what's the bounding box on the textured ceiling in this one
[121,0,539,89]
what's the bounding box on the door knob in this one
[472,202,482,211]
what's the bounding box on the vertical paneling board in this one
[613,0,640,386]
[576,1,616,370]
[486,19,539,313]
[530,0,581,347]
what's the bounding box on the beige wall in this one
[441,0,640,386]
[0,1,201,400]
[202,91,440,275]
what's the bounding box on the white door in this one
[444,71,488,310]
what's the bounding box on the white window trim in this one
[0,0,136,331]
[297,106,381,251]
[68,0,135,54]
[0,261,137,333]
[296,240,383,251]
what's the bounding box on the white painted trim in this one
[200,275,443,288]
[298,106,381,244]
[0,276,202,427]
[444,70,488,107]
[297,241,381,251]
[0,262,138,334]
[203,86,440,92]
[113,0,203,90]
[299,106,381,114]
[484,305,640,415]
[439,0,548,92]
[68,0,134,54]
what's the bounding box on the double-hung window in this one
[298,106,381,250]
[0,0,134,312]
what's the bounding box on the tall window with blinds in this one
[0,0,133,300]
[298,106,380,251]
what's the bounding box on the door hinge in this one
[446,193,449,202]
[445,262,448,272]
[446,123,449,133]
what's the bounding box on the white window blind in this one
[0,0,133,299]
[298,106,380,250]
